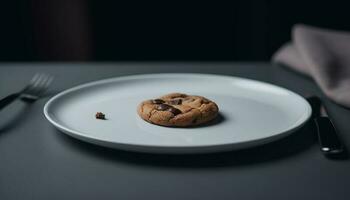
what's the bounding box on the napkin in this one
[272,24,350,108]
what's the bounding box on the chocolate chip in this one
[152,99,165,104]
[169,98,182,105]
[155,104,172,111]
[155,104,181,115]
[168,107,182,115]
[202,98,210,103]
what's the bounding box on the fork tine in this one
[25,73,45,92]
[32,74,51,92]
[22,73,40,92]
[32,74,47,89]
[29,73,40,85]
[35,75,54,96]
[22,73,53,99]
[33,74,49,90]
[44,76,54,89]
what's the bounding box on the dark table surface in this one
[1,62,350,200]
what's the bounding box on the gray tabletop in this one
[1,62,349,200]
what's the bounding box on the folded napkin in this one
[272,24,350,108]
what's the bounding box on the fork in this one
[0,73,54,110]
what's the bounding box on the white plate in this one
[44,73,311,154]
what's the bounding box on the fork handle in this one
[0,93,20,110]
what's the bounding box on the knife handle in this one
[314,117,344,156]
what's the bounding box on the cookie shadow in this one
[194,112,226,128]
[54,119,322,169]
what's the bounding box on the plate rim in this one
[43,73,312,153]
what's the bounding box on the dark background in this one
[2,0,350,61]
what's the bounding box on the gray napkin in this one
[272,24,350,108]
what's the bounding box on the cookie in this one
[137,93,219,127]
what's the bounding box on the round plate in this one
[44,73,311,154]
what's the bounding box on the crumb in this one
[95,112,106,120]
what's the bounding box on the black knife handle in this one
[314,117,344,155]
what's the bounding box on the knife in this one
[307,96,344,157]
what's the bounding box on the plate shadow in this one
[53,118,325,169]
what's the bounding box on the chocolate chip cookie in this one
[137,93,219,127]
